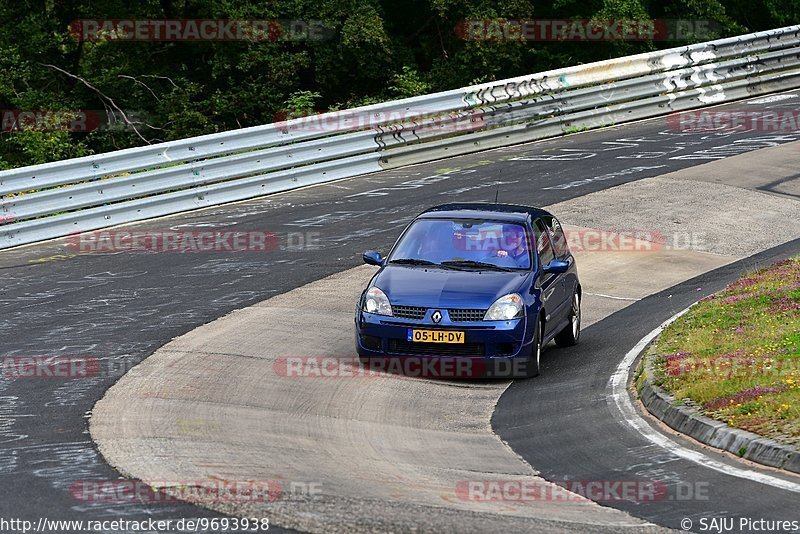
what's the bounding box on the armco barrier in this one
[1,25,800,248]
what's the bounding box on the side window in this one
[544,216,568,259]
[533,219,555,267]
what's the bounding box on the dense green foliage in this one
[0,0,796,168]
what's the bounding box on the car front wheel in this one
[554,291,580,347]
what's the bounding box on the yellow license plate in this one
[407,329,465,343]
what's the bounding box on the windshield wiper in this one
[388,258,438,266]
[388,258,463,271]
[440,260,515,272]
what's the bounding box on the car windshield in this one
[389,218,531,270]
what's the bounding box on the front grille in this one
[388,338,485,357]
[448,309,487,322]
[393,305,427,320]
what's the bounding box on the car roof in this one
[418,203,552,223]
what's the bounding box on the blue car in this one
[355,203,581,378]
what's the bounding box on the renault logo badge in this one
[432,310,442,323]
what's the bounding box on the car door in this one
[533,218,568,337]
[544,214,576,292]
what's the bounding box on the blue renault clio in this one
[355,203,581,378]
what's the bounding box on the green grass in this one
[651,258,800,446]
[563,124,590,134]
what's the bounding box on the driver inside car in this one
[478,225,528,267]
[494,225,528,264]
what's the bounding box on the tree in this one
[0,0,790,169]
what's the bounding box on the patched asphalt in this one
[1,92,800,530]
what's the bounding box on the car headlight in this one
[363,287,393,316]
[484,293,524,321]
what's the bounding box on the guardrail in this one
[2,25,800,249]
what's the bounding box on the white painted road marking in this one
[609,306,800,494]
[747,94,798,104]
[584,292,640,301]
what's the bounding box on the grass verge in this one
[651,257,800,446]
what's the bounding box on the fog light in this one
[497,342,515,356]
[360,335,382,351]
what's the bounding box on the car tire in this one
[554,291,580,347]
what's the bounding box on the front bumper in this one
[355,309,531,377]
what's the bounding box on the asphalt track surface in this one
[494,238,800,534]
[1,92,800,531]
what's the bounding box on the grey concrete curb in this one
[637,348,800,475]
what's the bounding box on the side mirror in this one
[362,250,384,266]
[542,259,569,274]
